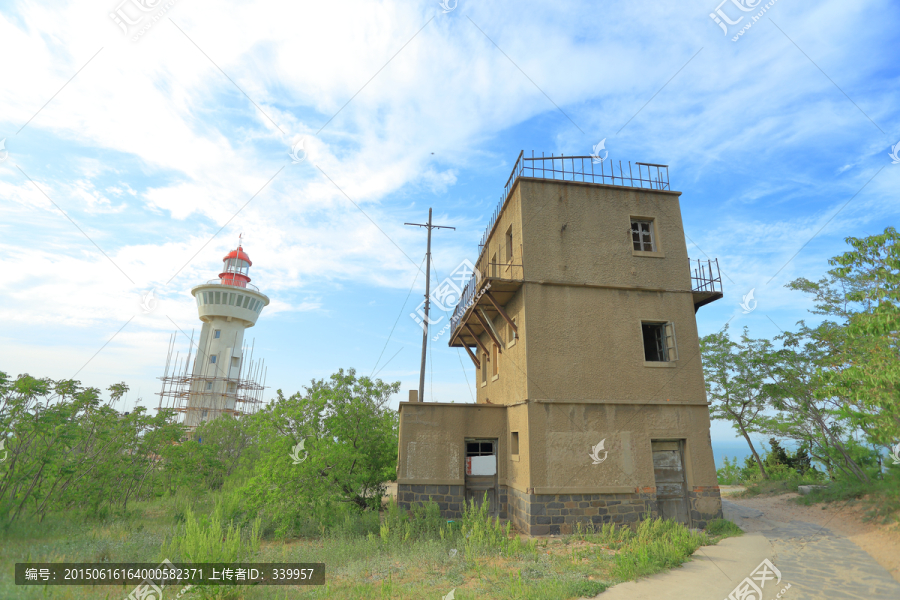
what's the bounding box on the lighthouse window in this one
[214,330,221,339]
[214,291,221,304]
[234,294,242,307]
[243,296,251,309]
[202,292,209,304]
[257,301,263,313]
[206,382,212,390]
[210,355,217,364]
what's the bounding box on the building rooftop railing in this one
[690,258,722,294]
[478,152,670,256]
[202,279,260,292]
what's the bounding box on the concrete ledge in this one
[532,486,635,494]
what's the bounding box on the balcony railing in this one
[690,258,722,294]
[203,279,260,292]
[450,263,524,341]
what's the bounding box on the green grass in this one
[793,475,900,524]
[0,495,742,599]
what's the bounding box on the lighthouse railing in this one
[205,279,260,292]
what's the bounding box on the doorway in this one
[465,439,498,517]
[651,440,690,526]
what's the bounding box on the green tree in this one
[700,326,772,479]
[236,368,399,534]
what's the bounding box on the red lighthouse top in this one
[219,236,253,288]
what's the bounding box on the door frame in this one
[651,438,691,528]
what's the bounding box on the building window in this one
[214,330,221,339]
[214,291,221,304]
[491,344,499,378]
[507,318,517,347]
[505,226,513,263]
[227,382,236,393]
[510,431,519,456]
[642,322,678,362]
[481,351,488,385]
[206,381,212,390]
[231,357,240,368]
[202,291,209,304]
[201,409,208,419]
[631,219,655,252]
[210,355,217,364]
[466,441,495,457]
[243,296,251,309]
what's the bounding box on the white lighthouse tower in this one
[159,238,270,431]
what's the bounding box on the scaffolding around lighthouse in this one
[156,331,267,430]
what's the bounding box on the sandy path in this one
[727,492,900,584]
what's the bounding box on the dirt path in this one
[586,491,900,600]
[727,492,900,584]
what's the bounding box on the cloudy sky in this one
[1,0,898,450]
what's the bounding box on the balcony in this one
[690,258,723,312]
[448,262,523,351]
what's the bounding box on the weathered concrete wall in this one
[523,284,704,403]
[517,179,688,290]
[525,403,718,492]
[475,287,528,406]
[397,403,507,485]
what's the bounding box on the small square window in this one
[510,431,519,455]
[206,382,212,390]
[642,322,678,362]
[231,357,240,368]
[631,219,655,252]
[214,330,221,339]
[210,355,217,364]
[201,410,208,419]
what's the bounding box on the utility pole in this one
[405,208,454,403]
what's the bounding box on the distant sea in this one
[711,439,802,469]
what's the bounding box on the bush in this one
[717,456,743,485]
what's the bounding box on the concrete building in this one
[397,152,724,535]
[157,240,270,432]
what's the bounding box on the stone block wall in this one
[688,486,724,529]
[508,487,659,536]
[397,484,508,519]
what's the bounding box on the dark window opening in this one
[642,322,667,362]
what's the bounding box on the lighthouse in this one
[158,238,270,431]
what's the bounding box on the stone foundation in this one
[508,487,659,535]
[397,484,508,519]
[398,484,723,534]
[688,486,724,529]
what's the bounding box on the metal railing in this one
[204,279,260,292]
[477,151,670,255]
[449,263,524,341]
[690,258,722,294]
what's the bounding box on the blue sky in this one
[1,0,898,451]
